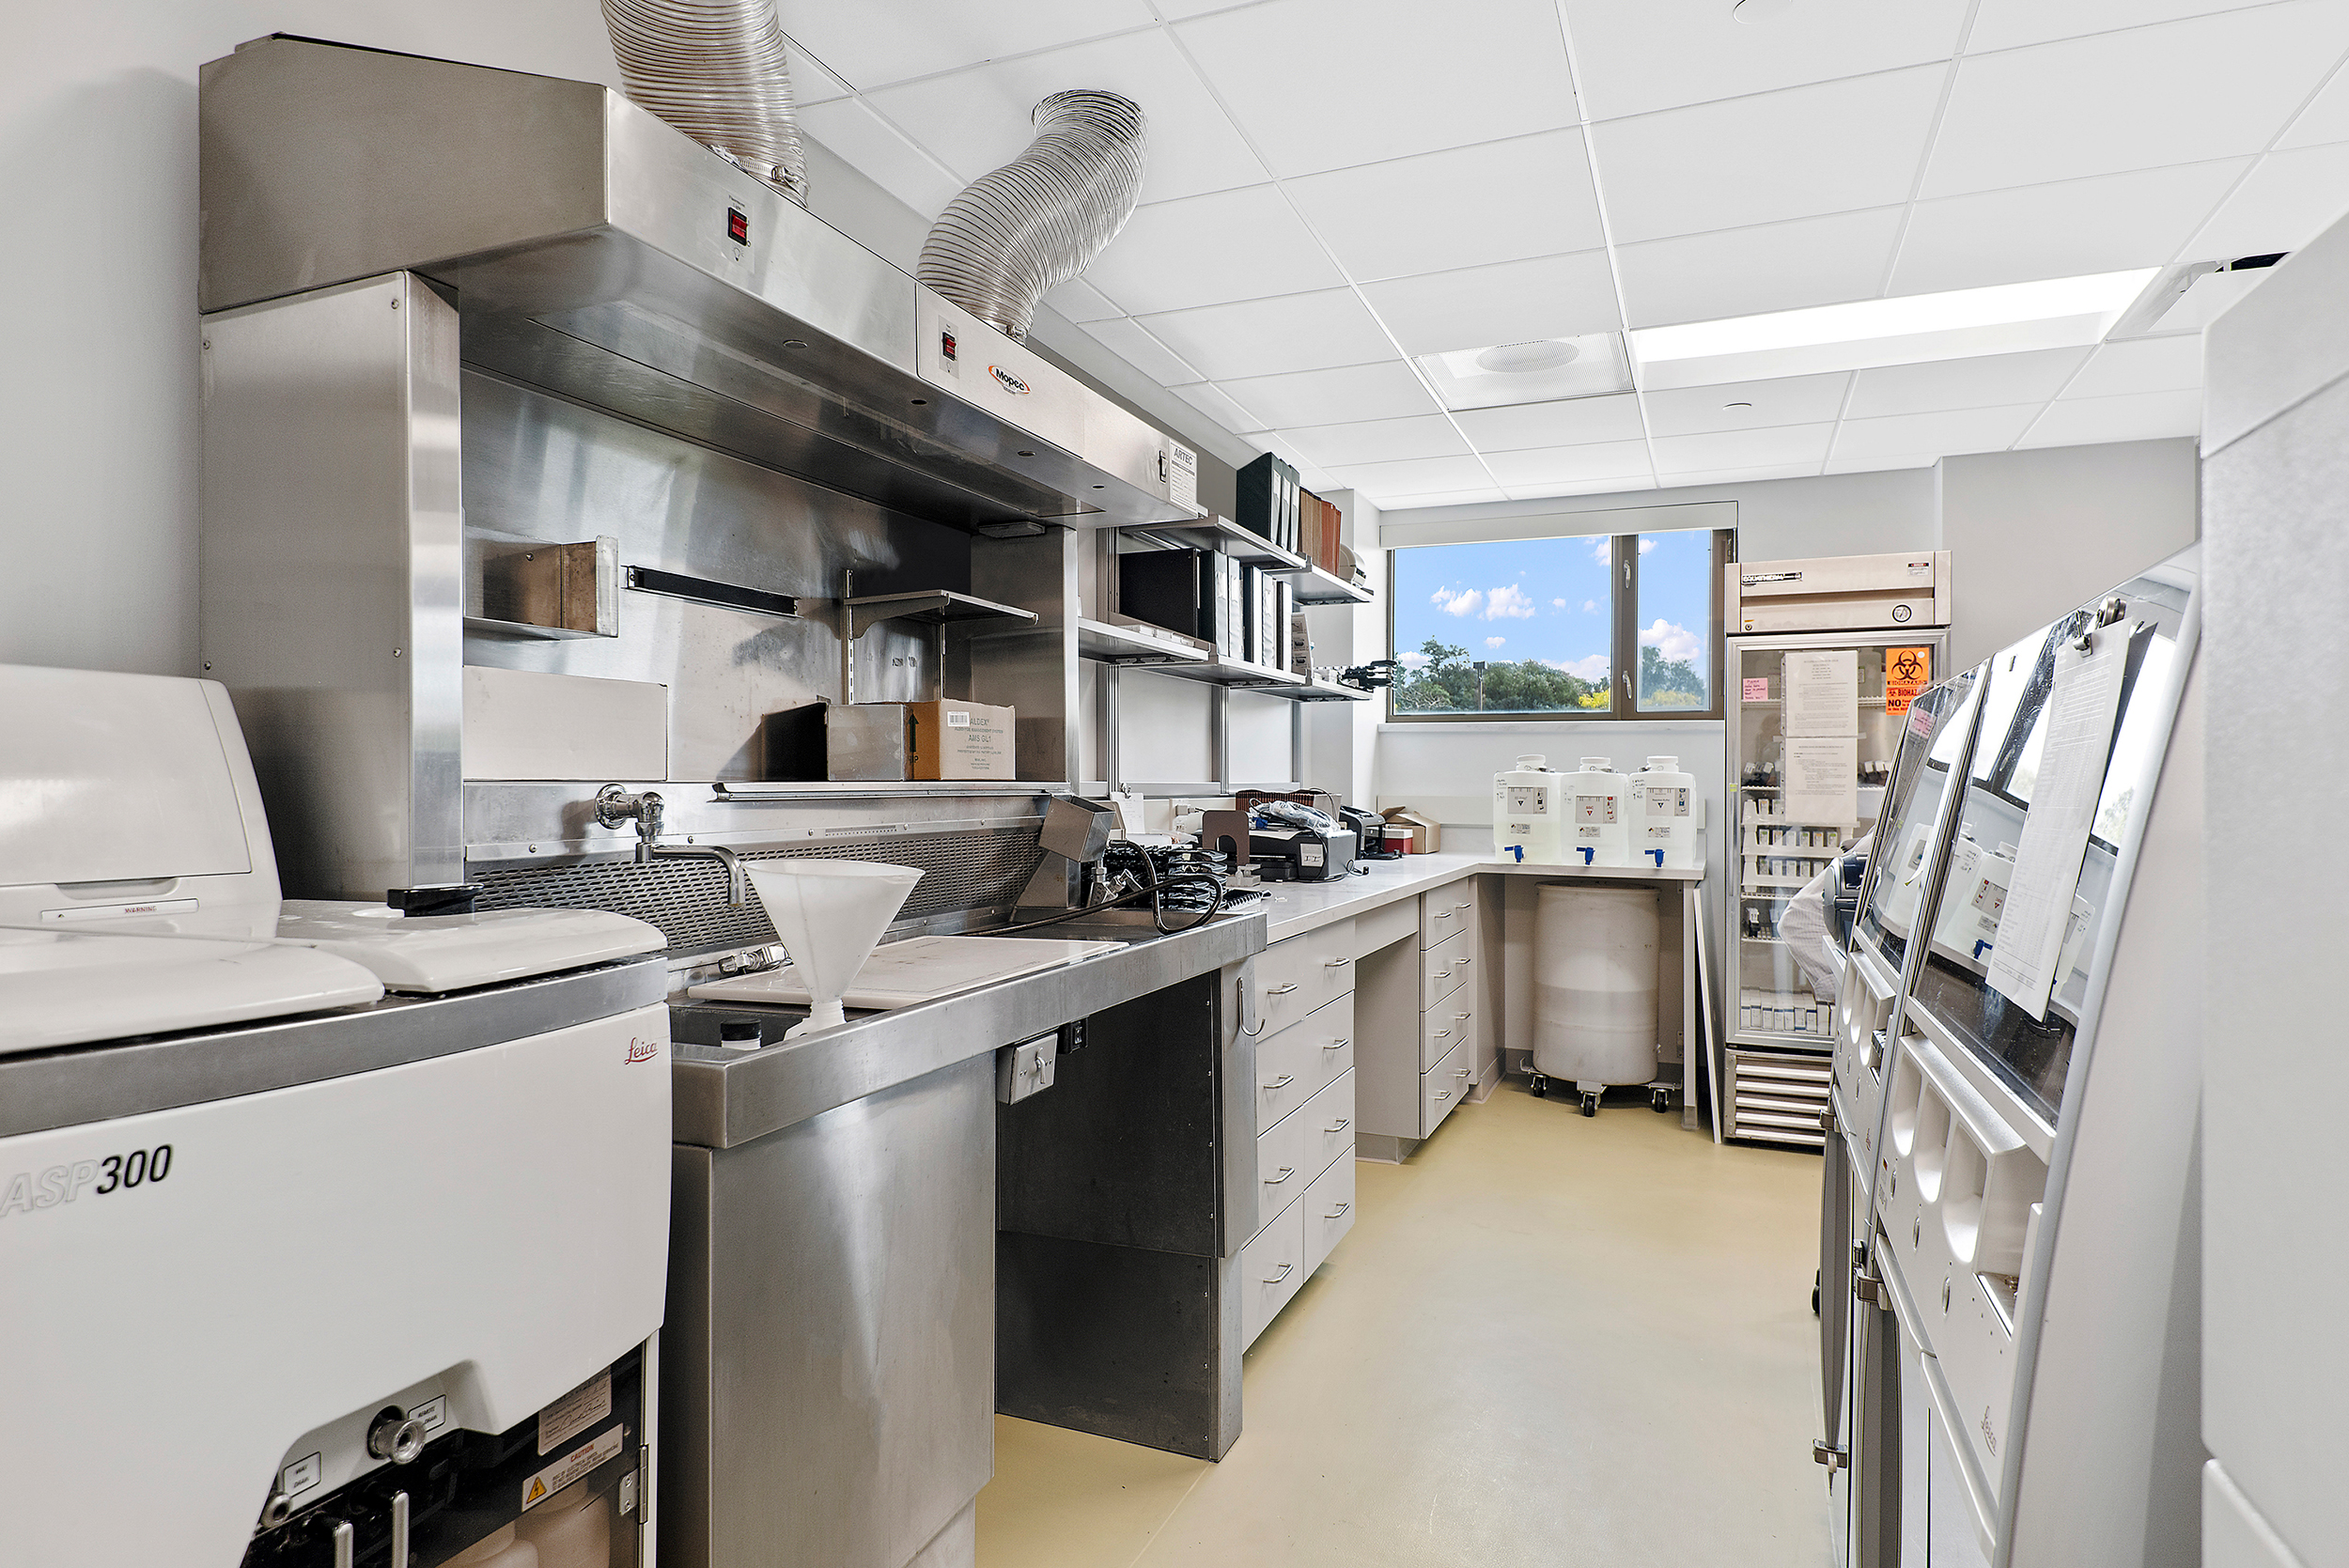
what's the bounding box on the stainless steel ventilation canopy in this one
[199,35,1199,534]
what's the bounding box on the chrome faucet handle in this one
[596,784,666,839]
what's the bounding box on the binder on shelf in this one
[1118,548,1206,642]
[1237,452,1300,552]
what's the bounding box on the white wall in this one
[1937,438,2201,668]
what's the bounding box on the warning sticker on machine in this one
[523,1424,624,1512]
[537,1369,612,1455]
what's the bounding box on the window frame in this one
[1384,526,1731,723]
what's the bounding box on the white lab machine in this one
[0,665,673,1568]
[1836,550,2202,1568]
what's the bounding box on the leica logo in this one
[988,365,1032,396]
[626,1038,661,1064]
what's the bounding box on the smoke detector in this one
[1475,341,1581,375]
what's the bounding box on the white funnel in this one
[745,860,923,1038]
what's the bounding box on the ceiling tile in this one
[1506,476,1658,502]
[1593,68,1947,244]
[1171,380,1269,433]
[2280,55,2349,147]
[1831,404,2040,460]
[795,100,969,216]
[1455,395,1646,451]
[1657,463,1825,488]
[1136,288,1397,381]
[1563,0,1969,120]
[1968,0,2281,53]
[1044,278,1124,324]
[2063,337,2204,398]
[1890,160,2251,293]
[1079,318,1204,388]
[2016,387,2203,446]
[1482,442,1656,487]
[863,30,1266,206]
[1614,208,1906,329]
[1650,424,1836,474]
[1275,414,1471,468]
[1358,251,1622,356]
[1921,7,2349,198]
[784,40,854,105]
[1283,130,1605,284]
[2183,142,2349,259]
[1380,487,1515,509]
[1175,0,1578,178]
[1322,455,1500,500]
[1081,185,1346,314]
[1215,360,1440,427]
[1824,452,1941,474]
[771,1,1156,90]
[1846,349,2091,418]
[1641,372,1852,437]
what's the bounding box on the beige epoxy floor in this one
[977,1082,1831,1568]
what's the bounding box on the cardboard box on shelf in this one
[906,699,1017,780]
[1380,806,1440,854]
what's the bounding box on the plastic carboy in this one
[1563,757,1630,866]
[1494,754,1563,862]
[1628,755,1699,869]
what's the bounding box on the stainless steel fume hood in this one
[199,35,1198,536]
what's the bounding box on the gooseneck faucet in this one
[595,784,750,908]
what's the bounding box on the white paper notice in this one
[1783,649,1859,738]
[1985,637,2128,1020]
[1784,737,1859,826]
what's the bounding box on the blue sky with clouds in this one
[1392,530,1712,683]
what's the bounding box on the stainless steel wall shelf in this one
[1119,514,1305,572]
[1285,565,1373,605]
[1144,653,1305,689]
[1076,617,1212,665]
[460,615,611,642]
[846,590,1038,634]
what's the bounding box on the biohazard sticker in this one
[1883,645,1932,717]
[522,1424,624,1513]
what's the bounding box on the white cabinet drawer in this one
[1422,925,1474,1008]
[1420,879,1480,948]
[1423,1039,1469,1138]
[1240,1194,1306,1346]
[1306,991,1355,1096]
[1254,1102,1309,1227]
[1300,1068,1356,1177]
[1302,1157,1356,1275]
[1356,895,1419,955]
[1255,1013,1322,1130]
[1253,918,1356,1039]
[1422,996,1475,1072]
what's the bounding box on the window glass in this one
[1636,531,1713,711]
[1390,536,1616,715]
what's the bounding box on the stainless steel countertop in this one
[668,909,1268,1149]
[1257,853,1705,943]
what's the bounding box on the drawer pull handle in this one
[1326,1202,1351,1219]
[1455,956,1472,968]
[1323,1038,1349,1050]
[1265,1073,1296,1090]
[1268,982,1300,995]
[1264,1262,1295,1284]
[1454,902,1471,910]
[1432,1030,1451,1039]
[1324,957,1349,968]
[1435,1091,1452,1101]
[1455,1067,1471,1079]
[1453,1012,1470,1021]
[1266,1166,1295,1185]
[1431,969,1452,980]
[1326,1118,1351,1133]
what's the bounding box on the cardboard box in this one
[906,699,1017,780]
[1380,806,1440,854]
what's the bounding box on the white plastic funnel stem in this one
[744,861,923,1038]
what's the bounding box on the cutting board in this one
[686,935,1120,1011]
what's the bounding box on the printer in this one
[1247,800,1358,882]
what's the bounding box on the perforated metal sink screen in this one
[471,826,1047,959]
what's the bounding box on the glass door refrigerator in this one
[1718,551,1950,1146]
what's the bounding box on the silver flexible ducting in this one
[918,91,1147,342]
[602,0,809,207]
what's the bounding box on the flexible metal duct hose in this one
[918,91,1147,342]
[602,0,809,206]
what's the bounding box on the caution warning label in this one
[522,1423,625,1513]
[1883,645,1932,717]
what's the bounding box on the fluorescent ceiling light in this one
[1414,334,1634,410]
[1628,269,2160,390]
